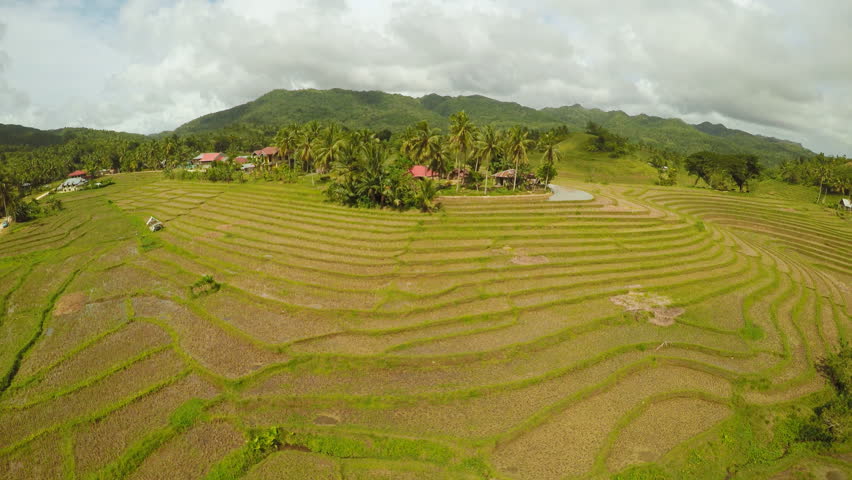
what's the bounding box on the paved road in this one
[547,184,594,202]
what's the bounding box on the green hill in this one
[0,125,146,152]
[0,124,64,148]
[172,89,814,165]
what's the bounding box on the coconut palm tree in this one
[294,122,322,173]
[315,125,346,174]
[448,111,477,191]
[538,133,561,187]
[475,125,501,195]
[274,125,300,170]
[505,127,535,190]
[401,121,442,174]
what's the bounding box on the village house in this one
[57,177,88,192]
[67,170,88,179]
[840,198,852,211]
[192,153,227,169]
[491,169,537,187]
[252,147,280,168]
[408,165,439,179]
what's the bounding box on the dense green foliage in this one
[685,151,762,192]
[797,342,852,444]
[0,124,65,147]
[777,154,851,201]
[171,89,814,166]
[585,121,631,157]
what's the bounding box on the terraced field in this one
[0,172,849,479]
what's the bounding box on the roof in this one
[841,198,852,207]
[60,177,87,187]
[492,169,516,178]
[408,165,438,178]
[253,147,279,156]
[194,153,226,163]
[240,163,256,170]
[234,156,249,164]
[68,170,87,177]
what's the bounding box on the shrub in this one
[190,275,221,297]
[169,398,206,432]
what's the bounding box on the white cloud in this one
[0,0,850,155]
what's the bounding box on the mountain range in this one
[1,89,814,166]
[174,89,815,166]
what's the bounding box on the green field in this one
[0,168,850,479]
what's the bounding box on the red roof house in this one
[68,170,87,178]
[234,156,249,164]
[408,165,439,179]
[193,152,227,164]
[252,147,279,157]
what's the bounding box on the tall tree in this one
[448,111,477,191]
[401,121,443,175]
[538,133,561,187]
[505,127,534,191]
[475,125,501,195]
[315,125,346,174]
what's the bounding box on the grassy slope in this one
[546,133,659,185]
[0,172,849,480]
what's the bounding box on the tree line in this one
[685,151,763,192]
[1,113,571,217]
[778,154,851,201]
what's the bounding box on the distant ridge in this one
[172,88,813,165]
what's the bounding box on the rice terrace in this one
[1,4,852,475]
[1,121,850,479]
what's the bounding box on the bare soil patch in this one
[53,292,87,316]
[313,414,340,425]
[511,255,549,266]
[610,288,684,326]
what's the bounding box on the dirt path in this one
[547,184,594,201]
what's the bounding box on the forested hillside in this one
[173,89,814,166]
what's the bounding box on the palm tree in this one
[315,125,346,174]
[505,127,535,190]
[401,121,442,174]
[0,167,16,219]
[414,178,439,212]
[274,125,300,170]
[538,133,561,187]
[448,111,477,191]
[475,125,501,195]
[358,140,389,206]
[295,122,322,173]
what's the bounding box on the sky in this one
[0,0,850,155]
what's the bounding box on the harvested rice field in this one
[0,171,849,479]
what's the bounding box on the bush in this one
[168,398,206,432]
[190,275,221,297]
[11,199,40,222]
[44,195,63,212]
[537,163,558,186]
